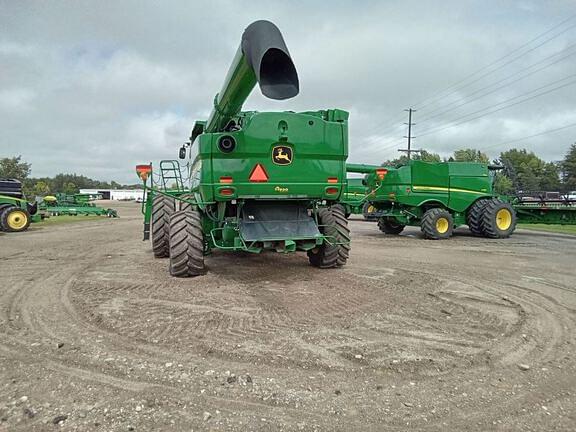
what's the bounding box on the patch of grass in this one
[518,224,576,235]
[36,215,111,225]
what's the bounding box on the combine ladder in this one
[159,160,185,192]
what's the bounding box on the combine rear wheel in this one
[378,217,405,235]
[308,205,350,268]
[169,210,205,277]
[179,193,195,212]
[481,199,516,238]
[0,207,30,233]
[151,194,175,258]
[421,208,453,240]
[466,198,489,236]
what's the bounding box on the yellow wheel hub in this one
[7,210,28,230]
[496,208,512,230]
[367,205,375,213]
[436,217,449,234]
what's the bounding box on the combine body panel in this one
[138,21,351,277]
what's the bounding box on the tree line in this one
[0,156,142,197]
[382,144,576,195]
[2,145,576,198]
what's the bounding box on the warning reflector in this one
[136,164,152,181]
[249,164,269,182]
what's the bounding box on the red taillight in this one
[327,177,338,184]
[136,164,152,181]
[220,176,233,184]
[249,164,269,182]
[220,188,234,196]
[326,187,338,195]
[376,169,388,180]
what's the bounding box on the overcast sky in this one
[1,0,575,183]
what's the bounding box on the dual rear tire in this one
[467,198,516,238]
[151,194,205,277]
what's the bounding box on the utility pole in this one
[398,108,421,160]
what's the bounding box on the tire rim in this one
[496,208,512,230]
[436,217,449,234]
[368,205,375,213]
[7,210,28,230]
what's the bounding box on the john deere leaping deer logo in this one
[272,145,293,165]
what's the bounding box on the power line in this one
[412,14,576,111]
[416,42,576,124]
[480,121,576,151]
[360,14,576,145]
[416,77,576,138]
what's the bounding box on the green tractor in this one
[348,160,516,239]
[138,21,350,277]
[0,179,40,233]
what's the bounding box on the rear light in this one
[326,187,338,195]
[327,177,338,183]
[249,164,269,182]
[220,188,234,196]
[376,168,388,180]
[219,176,233,184]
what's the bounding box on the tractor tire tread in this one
[467,199,489,236]
[308,204,350,268]
[378,217,405,235]
[151,194,175,258]
[169,210,205,277]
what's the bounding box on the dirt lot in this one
[1,201,575,431]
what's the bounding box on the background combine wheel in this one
[481,199,516,238]
[0,206,31,233]
[151,194,175,258]
[168,210,205,277]
[377,217,405,235]
[466,198,490,236]
[308,205,350,268]
[362,202,379,221]
[421,208,454,240]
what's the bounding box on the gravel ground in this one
[0,201,575,431]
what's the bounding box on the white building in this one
[79,189,145,201]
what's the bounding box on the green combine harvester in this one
[347,161,517,239]
[138,20,350,277]
[346,160,576,239]
[0,179,41,233]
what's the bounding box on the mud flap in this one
[239,202,321,242]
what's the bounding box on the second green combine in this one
[347,161,517,239]
[138,20,351,277]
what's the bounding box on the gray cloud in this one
[1,0,575,183]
